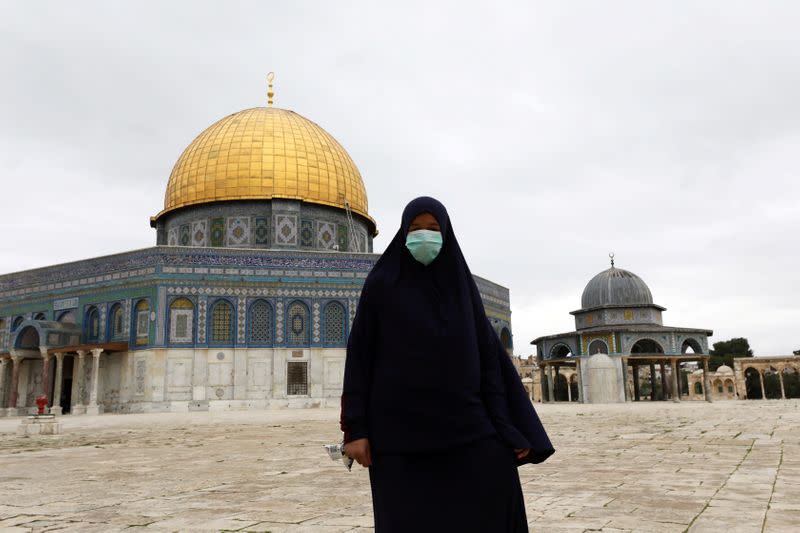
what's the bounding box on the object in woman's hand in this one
[324,443,355,471]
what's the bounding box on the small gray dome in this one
[581,267,653,309]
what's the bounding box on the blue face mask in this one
[405,229,443,266]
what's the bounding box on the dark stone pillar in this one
[633,364,640,401]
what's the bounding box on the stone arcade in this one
[0,86,513,416]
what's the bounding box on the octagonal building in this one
[0,92,513,416]
[532,259,714,403]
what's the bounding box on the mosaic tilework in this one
[237,297,246,343]
[324,301,346,344]
[179,224,191,246]
[191,220,208,247]
[124,299,131,337]
[210,300,233,343]
[254,217,269,246]
[210,218,224,247]
[274,215,298,246]
[226,217,251,247]
[312,301,321,343]
[316,222,336,250]
[197,296,207,343]
[300,219,314,248]
[275,299,284,343]
[337,224,348,252]
[167,228,179,246]
[249,300,273,343]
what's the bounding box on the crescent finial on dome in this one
[267,72,275,107]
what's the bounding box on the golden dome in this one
[153,107,374,232]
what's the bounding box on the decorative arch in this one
[631,338,664,354]
[85,306,101,342]
[588,339,608,355]
[248,299,274,345]
[323,301,346,346]
[763,366,782,399]
[108,303,125,340]
[208,299,235,344]
[286,300,310,346]
[11,316,24,332]
[681,338,703,354]
[15,325,41,350]
[169,297,195,344]
[782,367,800,399]
[550,343,573,358]
[57,310,77,324]
[33,312,47,321]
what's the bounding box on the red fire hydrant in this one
[35,395,49,415]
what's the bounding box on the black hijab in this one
[340,197,554,465]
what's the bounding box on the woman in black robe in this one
[340,197,554,532]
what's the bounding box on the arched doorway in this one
[763,367,782,399]
[550,344,573,358]
[744,367,762,399]
[783,367,800,399]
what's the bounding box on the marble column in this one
[649,363,657,401]
[51,353,65,415]
[702,358,713,403]
[575,358,584,403]
[566,375,572,402]
[778,371,786,400]
[9,356,22,416]
[547,365,555,403]
[539,366,547,403]
[633,364,640,401]
[86,348,104,415]
[671,359,681,403]
[40,347,52,404]
[72,351,87,415]
[759,370,766,400]
[659,362,668,401]
[0,357,8,414]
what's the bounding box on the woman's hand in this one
[514,448,530,460]
[343,438,372,467]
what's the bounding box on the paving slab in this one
[0,401,798,532]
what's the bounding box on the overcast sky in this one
[1,2,797,355]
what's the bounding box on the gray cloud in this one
[0,1,797,354]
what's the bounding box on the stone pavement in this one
[0,401,798,532]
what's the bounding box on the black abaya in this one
[340,197,554,531]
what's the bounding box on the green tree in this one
[709,337,753,371]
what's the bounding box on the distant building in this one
[531,259,714,403]
[0,87,512,417]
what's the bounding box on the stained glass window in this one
[169,298,194,343]
[287,361,308,395]
[249,300,273,344]
[323,301,345,345]
[287,301,309,346]
[210,300,233,343]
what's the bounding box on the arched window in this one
[134,300,150,345]
[109,303,125,340]
[11,316,24,332]
[550,344,573,359]
[85,307,100,342]
[16,326,40,350]
[33,312,47,321]
[209,300,234,344]
[286,301,310,346]
[57,310,76,324]
[323,301,346,345]
[588,339,608,355]
[169,298,194,344]
[249,300,273,344]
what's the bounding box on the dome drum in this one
[154,199,373,252]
